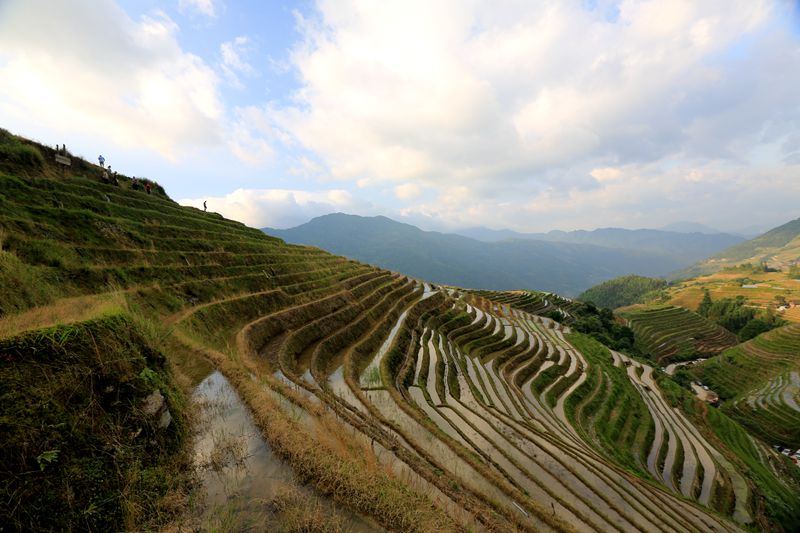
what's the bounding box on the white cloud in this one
[220,35,255,88]
[394,182,422,200]
[178,0,217,18]
[289,156,323,177]
[1,0,797,235]
[590,167,623,183]
[0,0,223,159]
[268,1,788,187]
[242,0,800,232]
[179,188,364,228]
[397,160,800,233]
[226,104,289,165]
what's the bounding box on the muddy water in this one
[191,370,380,531]
[328,365,371,414]
[364,388,531,527]
[359,306,413,388]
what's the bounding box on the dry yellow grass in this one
[170,331,466,533]
[783,306,800,322]
[664,271,800,323]
[0,291,127,338]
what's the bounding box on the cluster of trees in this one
[722,261,780,273]
[697,290,785,341]
[577,275,668,310]
[548,302,639,354]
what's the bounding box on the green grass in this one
[0,250,62,315]
[0,315,190,531]
[0,137,44,170]
[565,333,654,476]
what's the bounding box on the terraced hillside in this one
[620,306,738,364]
[683,325,800,446]
[2,145,800,530]
[468,289,583,320]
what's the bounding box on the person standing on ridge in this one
[203,200,207,212]
[145,182,151,195]
[98,155,105,167]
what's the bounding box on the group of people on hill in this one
[94,155,212,211]
[98,154,150,194]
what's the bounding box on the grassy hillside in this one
[266,213,700,296]
[2,130,800,531]
[0,132,459,531]
[578,275,668,309]
[713,218,800,263]
[677,216,800,277]
[0,316,189,531]
[682,324,800,446]
[619,305,738,364]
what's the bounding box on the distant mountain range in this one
[264,214,744,296]
[454,226,743,266]
[658,221,724,234]
[677,215,800,278]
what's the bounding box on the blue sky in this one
[1,0,799,234]
[116,0,304,110]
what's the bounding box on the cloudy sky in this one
[1,0,799,234]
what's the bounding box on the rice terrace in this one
[2,129,800,532]
[2,1,800,531]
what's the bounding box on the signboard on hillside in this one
[54,154,71,166]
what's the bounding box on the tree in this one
[697,289,713,317]
[739,319,774,341]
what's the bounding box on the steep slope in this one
[265,214,691,296]
[0,157,461,531]
[0,316,189,531]
[447,290,800,529]
[678,216,800,277]
[619,305,739,364]
[683,324,800,446]
[3,133,799,531]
